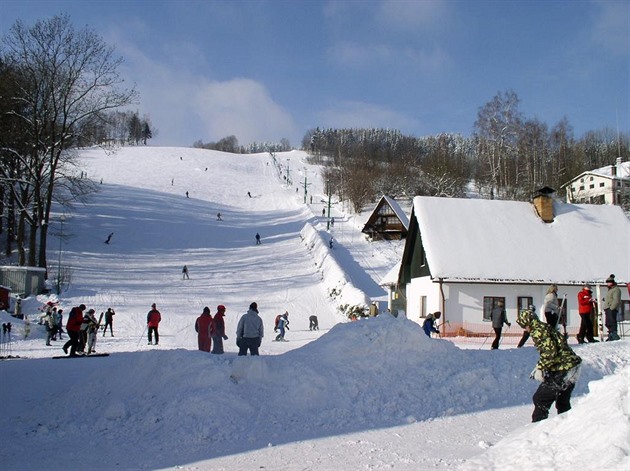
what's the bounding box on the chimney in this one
[533,186,555,223]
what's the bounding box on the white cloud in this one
[590,0,629,56]
[377,0,450,32]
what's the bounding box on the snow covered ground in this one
[0,146,628,470]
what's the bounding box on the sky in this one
[0,144,628,470]
[1,0,628,148]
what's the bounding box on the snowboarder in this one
[422,312,441,337]
[62,304,86,357]
[182,265,190,280]
[543,284,559,328]
[490,299,511,350]
[147,303,161,345]
[103,308,115,337]
[576,284,597,343]
[194,306,214,352]
[309,315,319,331]
[275,311,289,341]
[603,274,621,341]
[105,232,114,244]
[236,302,264,356]
[515,306,582,422]
[211,305,228,354]
[255,233,261,245]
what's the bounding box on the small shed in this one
[0,266,47,297]
[362,195,410,240]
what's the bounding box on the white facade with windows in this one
[563,158,630,205]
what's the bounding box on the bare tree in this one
[1,14,137,269]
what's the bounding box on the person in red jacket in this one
[195,306,213,352]
[576,284,597,344]
[211,305,228,354]
[62,304,86,356]
[147,303,161,345]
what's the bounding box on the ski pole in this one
[137,325,147,347]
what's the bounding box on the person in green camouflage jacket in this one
[516,307,582,422]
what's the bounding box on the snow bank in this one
[300,222,371,318]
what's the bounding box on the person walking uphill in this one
[490,300,511,350]
[147,303,161,345]
[603,274,621,341]
[195,307,214,352]
[63,304,86,356]
[236,302,264,356]
[212,305,229,354]
[516,307,582,422]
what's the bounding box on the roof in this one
[562,160,630,187]
[382,196,410,230]
[412,196,630,284]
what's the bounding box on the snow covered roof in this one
[563,160,630,187]
[380,261,401,287]
[382,196,410,229]
[412,196,630,284]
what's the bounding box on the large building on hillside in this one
[562,157,630,205]
[387,190,630,339]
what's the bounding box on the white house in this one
[389,190,630,339]
[563,157,630,205]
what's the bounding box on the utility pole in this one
[326,183,332,230]
[56,215,65,295]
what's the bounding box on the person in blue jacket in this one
[422,311,441,337]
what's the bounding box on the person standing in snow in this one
[516,307,582,422]
[255,233,261,245]
[63,304,86,356]
[309,315,319,331]
[84,309,100,354]
[490,300,511,350]
[603,274,621,341]
[576,284,597,344]
[422,312,441,337]
[43,309,55,346]
[182,265,190,280]
[275,311,289,341]
[54,309,64,340]
[543,284,559,328]
[103,308,115,337]
[211,305,228,354]
[195,306,214,352]
[236,302,264,356]
[147,303,161,345]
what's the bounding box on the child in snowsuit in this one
[211,305,229,354]
[275,312,289,341]
[422,312,441,337]
[195,306,213,352]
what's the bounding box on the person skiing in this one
[103,308,115,337]
[63,304,86,357]
[194,306,214,352]
[490,299,511,350]
[576,284,597,343]
[516,306,582,422]
[211,305,228,354]
[236,302,264,356]
[422,312,441,337]
[603,274,621,341]
[147,303,162,345]
[309,315,319,331]
[182,265,190,280]
[543,284,559,328]
[105,232,114,244]
[275,311,289,341]
[255,233,261,245]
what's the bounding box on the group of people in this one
[39,302,64,345]
[61,304,116,356]
[194,304,229,354]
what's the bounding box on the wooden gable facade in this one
[361,196,409,241]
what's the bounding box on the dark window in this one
[483,296,505,321]
[579,186,585,191]
[589,184,595,189]
[621,301,630,322]
[600,182,605,187]
[517,296,533,311]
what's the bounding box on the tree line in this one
[193,135,292,154]
[0,14,138,272]
[303,90,629,213]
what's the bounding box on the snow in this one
[412,195,630,284]
[1,146,629,471]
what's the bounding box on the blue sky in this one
[1,0,628,148]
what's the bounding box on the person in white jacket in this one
[543,284,559,328]
[236,302,264,356]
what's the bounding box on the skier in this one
[275,311,289,341]
[603,274,621,341]
[62,304,86,357]
[236,302,264,356]
[422,311,441,337]
[247,191,252,198]
[105,232,114,244]
[309,315,319,331]
[255,233,261,245]
[182,265,190,280]
[490,300,511,350]
[103,308,115,337]
[147,303,161,345]
[576,284,597,343]
[211,305,228,354]
[515,306,582,422]
[194,306,214,352]
[217,212,222,221]
[543,284,559,328]
[43,309,55,346]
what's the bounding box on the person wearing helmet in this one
[516,306,582,422]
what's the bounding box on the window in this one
[419,296,427,319]
[621,300,630,322]
[590,176,594,181]
[580,178,584,183]
[579,186,585,191]
[589,184,595,189]
[483,296,505,321]
[517,296,533,311]
[600,182,605,187]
